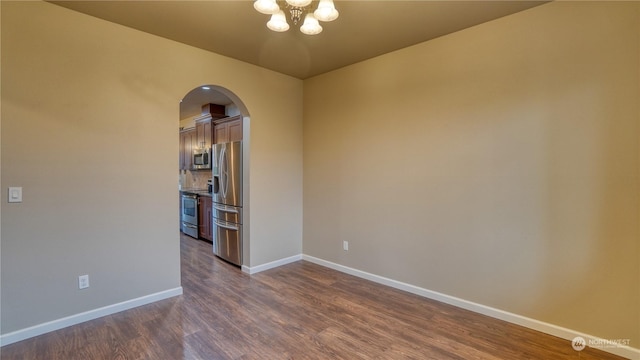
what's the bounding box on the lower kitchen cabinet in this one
[198,196,213,241]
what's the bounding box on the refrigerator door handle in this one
[214,220,238,231]
[220,145,228,199]
[213,205,238,214]
[212,176,220,194]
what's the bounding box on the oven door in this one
[181,194,198,225]
[212,219,242,266]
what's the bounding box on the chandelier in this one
[253,0,339,35]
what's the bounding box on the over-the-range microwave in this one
[192,147,211,170]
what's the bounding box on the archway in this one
[179,84,251,269]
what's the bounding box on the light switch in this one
[8,187,22,203]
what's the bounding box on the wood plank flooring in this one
[1,234,628,359]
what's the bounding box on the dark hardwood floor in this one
[1,234,627,359]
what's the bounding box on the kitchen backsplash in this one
[179,170,210,190]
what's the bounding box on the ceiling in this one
[49,0,546,119]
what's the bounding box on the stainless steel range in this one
[180,193,198,238]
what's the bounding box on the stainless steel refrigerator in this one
[211,141,242,266]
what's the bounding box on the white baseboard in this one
[0,287,183,347]
[3,257,637,360]
[242,254,302,274]
[302,255,639,360]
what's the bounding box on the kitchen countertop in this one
[180,188,212,197]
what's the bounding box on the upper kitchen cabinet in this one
[214,115,243,144]
[195,116,212,150]
[179,128,196,170]
[179,103,227,171]
[195,103,227,148]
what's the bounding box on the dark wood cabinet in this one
[213,115,243,144]
[213,124,227,145]
[195,117,212,150]
[180,104,227,171]
[228,118,242,142]
[202,103,226,119]
[179,128,196,170]
[198,196,213,241]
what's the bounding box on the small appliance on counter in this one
[207,179,213,193]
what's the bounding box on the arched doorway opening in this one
[179,84,251,269]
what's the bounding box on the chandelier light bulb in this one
[253,0,279,15]
[255,0,338,34]
[300,13,322,35]
[314,0,339,22]
[285,0,313,7]
[267,10,290,32]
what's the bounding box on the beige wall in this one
[2,0,638,349]
[304,1,639,345]
[1,1,302,334]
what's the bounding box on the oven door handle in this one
[213,205,238,214]
[183,223,198,229]
[214,220,238,231]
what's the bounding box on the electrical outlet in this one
[343,241,349,251]
[78,275,89,289]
